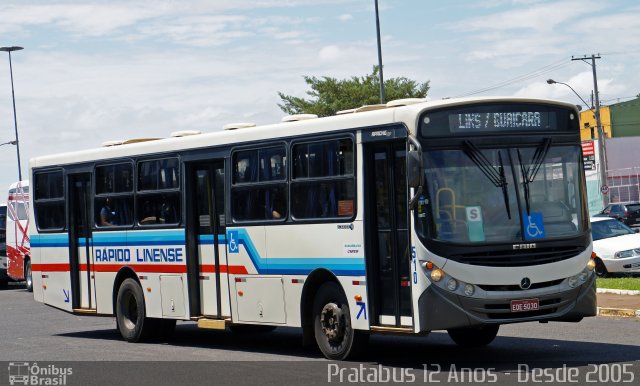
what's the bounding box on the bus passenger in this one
[100,198,116,226]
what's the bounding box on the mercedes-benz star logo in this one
[520,277,532,289]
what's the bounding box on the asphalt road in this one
[1,283,639,385]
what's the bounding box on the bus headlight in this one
[579,269,589,282]
[586,259,596,271]
[463,283,475,296]
[568,275,579,288]
[430,268,444,282]
[446,278,458,291]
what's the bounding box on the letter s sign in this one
[465,206,482,222]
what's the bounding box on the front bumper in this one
[418,273,596,331]
[602,256,640,273]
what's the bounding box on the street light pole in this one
[0,46,24,182]
[374,0,385,104]
[547,76,608,206]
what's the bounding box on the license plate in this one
[510,298,539,312]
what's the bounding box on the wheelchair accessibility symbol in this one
[228,230,239,253]
[523,212,545,240]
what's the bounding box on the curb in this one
[597,307,640,318]
[597,288,640,296]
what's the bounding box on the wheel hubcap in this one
[320,302,344,341]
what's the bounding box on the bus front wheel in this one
[116,278,152,342]
[447,325,499,347]
[312,282,367,360]
[24,259,33,292]
[594,258,608,277]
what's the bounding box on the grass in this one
[596,276,640,291]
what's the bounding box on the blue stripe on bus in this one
[31,228,365,276]
[33,230,187,248]
[31,234,69,248]
[233,228,366,276]
[197,234,227,245]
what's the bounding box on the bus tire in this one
[594,258,608,277]
[24,259,33,292]
[116,278,151,342]
[312,282,367,360]
[447,325,499,347]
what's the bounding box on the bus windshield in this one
[417,143,585,243]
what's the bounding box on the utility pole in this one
[374,0,385,104]
[572,54,607,206]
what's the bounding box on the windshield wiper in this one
[463,141,511,219]
[518,138,551,214]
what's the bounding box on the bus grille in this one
[477,279,564,292]
[451,246,584,267]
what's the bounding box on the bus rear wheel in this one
[312,282,367,360]
[447,325,499,347]
[116,278,152,342]
[24,259,33,292]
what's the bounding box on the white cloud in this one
[446,1,603,33]
[338,14,353,22]
[319,45,341,61]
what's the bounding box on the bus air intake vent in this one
[101,140,124,147]
[451,246,585,267]
[281,114,318,122]
[386,98,427,107]
[223,122,256,130]
[122,138,162,145]
[171,130,201,137]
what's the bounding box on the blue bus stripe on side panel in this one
[230,228,366,276]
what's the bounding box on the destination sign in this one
[449,111,551,132]
[419,103,574,137]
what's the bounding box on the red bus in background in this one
[6,180,31,291]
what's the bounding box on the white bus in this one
[30,97,596,360]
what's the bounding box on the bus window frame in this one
[33,168,66,233]
[93,160,135,230]
[289,134,357,223]
[230,141,288,225]
[135,155,182,228]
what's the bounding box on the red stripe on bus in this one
[33,263,247,274]
[32,263,70,272]
[200,265,249,274]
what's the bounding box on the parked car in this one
[591,217,640,276]
[594,201,640,226]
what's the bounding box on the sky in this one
[0,0,639,187]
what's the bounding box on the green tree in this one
[278,66,429,117]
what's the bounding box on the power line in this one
[601,95,639,104]
[453,57,572,98]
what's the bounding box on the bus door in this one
[364,137,412,328]
[186,161,229,319]
[68,173,96,310]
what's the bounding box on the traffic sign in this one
[601,185,609,195]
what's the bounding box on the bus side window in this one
[231,145,287,222]
[291,138,354,220]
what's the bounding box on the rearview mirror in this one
[407,150,422,188]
